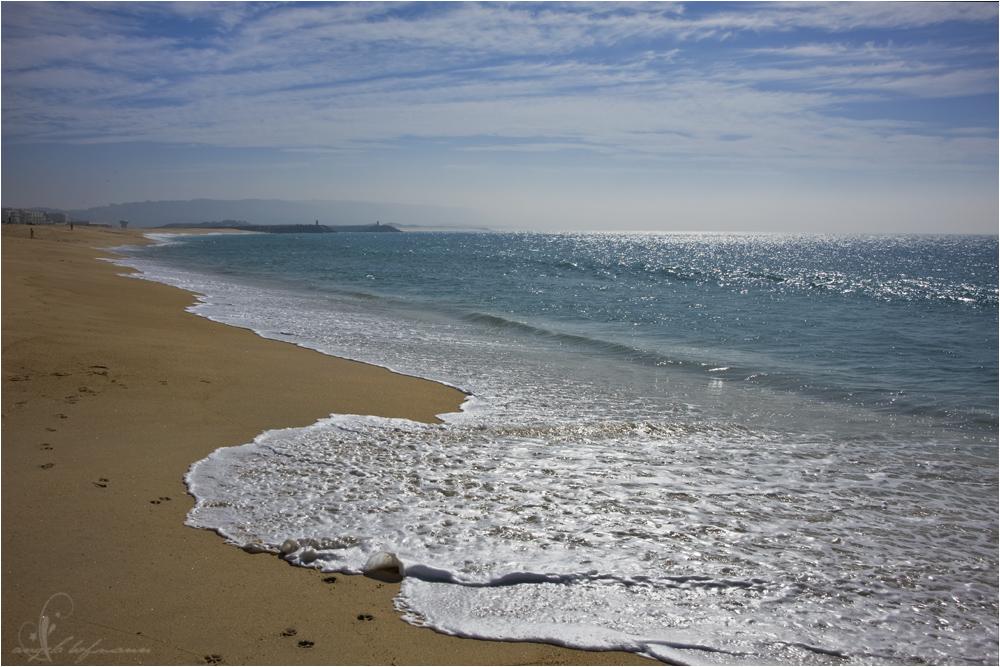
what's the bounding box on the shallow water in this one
[115,232,998,665]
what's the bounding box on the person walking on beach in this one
[30,227,34,239]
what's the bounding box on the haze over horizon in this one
[2,2,997,233]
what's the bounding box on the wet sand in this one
[2,224,655,665]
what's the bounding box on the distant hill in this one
[45,198,495,229]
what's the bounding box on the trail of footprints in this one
[26,365,209,479]
[25,364,191,503]
[274,575,374,653]
[22,365,232,667]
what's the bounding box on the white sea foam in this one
[181,407,996,664]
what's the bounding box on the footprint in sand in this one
[203,654,222,664]
[40,463,54,469]
[149,496,171,504]
[93,478,108,488]
[281,628,297,637]
[297,640,314,648]
[356,614,374,622]
[40,443,52,450]
[323,576,337,584]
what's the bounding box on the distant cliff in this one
[160,221,401,233]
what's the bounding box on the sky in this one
[2,1,997,233]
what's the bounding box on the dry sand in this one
[2,224,656,666]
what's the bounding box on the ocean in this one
[111,231,997,665]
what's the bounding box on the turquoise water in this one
[142,232,997,433]
[118,232,998,665]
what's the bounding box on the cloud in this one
[2,2,996,178]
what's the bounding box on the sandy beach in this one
[2,224,655,666]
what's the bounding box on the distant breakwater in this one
[160,222,401,234]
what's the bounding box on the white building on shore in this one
[3,208,67,225]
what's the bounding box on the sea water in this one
[111,232,997,665]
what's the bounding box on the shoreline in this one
[2,224,655,666]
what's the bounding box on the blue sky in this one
[2,1,997,232]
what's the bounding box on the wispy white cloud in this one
[1,1,996,220]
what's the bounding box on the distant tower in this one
[376,220,380,226]
[119,220,129,228]
[316,220,319,226]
